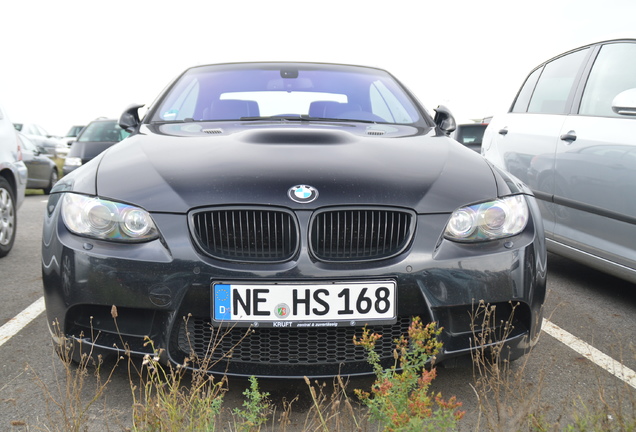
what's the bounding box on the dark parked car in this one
[450,122,488,152]
[62,118,129,175]
[42,62,546,378]
[482,39,636,284]
[0,103,27,258]
[18,132,58,194]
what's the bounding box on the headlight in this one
[444,195,529,242]
[64,157,82,167]
[61,193,158,242]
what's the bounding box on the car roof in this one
[186,61,390,74]
[535,38,636,68]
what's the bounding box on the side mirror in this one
[612,88,636,116]
[433,105,457,135]
[119,103,145,133]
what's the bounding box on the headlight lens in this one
[444,195,529,242]
[61,193,158,242]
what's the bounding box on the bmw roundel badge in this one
[288,185,319,203]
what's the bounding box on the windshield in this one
[151,63,425,125]
[78,121,130,142]
[66,125,84,137]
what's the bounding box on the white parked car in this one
[13,122,65,157]
[482,38,636,283]
[0,103,27,257]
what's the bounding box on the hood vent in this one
[202,128,224,135]
[367,130,386,136]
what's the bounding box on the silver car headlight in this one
[61,193,158,242]
[444,195,529,242]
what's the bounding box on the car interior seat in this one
[202,100,260,120]
[308,101,362,118]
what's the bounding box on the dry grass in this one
[469,300,635,432]
[26,306,636,431]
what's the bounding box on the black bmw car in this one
[42,62,546,378]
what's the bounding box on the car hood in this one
[63,122,498,214]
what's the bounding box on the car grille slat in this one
[310,208,414,262]
[191,208,298,262]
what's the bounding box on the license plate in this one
[212,281,396,325]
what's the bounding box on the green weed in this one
[353,317,465,431]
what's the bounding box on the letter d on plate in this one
[214,284,231,320]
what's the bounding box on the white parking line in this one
[542,318,636,389]
[0,299,634,390]
[0,297,45,348]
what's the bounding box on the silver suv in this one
[482,39,636,283]
[0,103,27,257]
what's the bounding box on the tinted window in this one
[511,67,542,113]
[78,121,130,142]
[579,43,636,117]
[527,48,589,114]
[455,124,487,145]
[66,126,85,137]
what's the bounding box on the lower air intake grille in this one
[309,208,415,262]
[190,208,299,262]
[177,317,413,366]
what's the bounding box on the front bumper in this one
[42,196,547,378]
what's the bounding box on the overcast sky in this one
[1,0,634,136]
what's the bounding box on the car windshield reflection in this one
[152,64,423,125]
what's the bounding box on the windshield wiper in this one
[300,115,377,124]
[239,115,304,121]
[150,118,199,125]
[149,120,184,125]
[238,115,377,124]
[152,116,380,125]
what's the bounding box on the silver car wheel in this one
[0,185,15,247]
